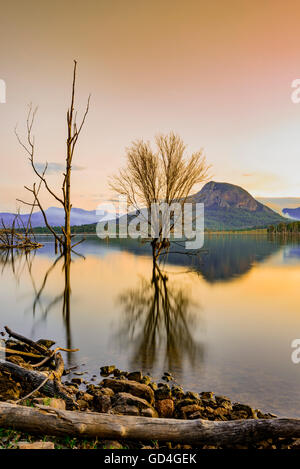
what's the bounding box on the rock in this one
[155,399,174,418]
[290,438,300,449]
[44,398,66,410]
[0,376,20,400]
[201,398,217,408]
[112,392,154,411]
[179,404,204,419]
[201,391,214,399]
[172,386,184,399]
[141,407,158,418]
[141,375,151,385]
[82,392,94,402]
[185,391,200,401]
[71,377,83,385]
[232,403,256,419]
[162,375,172,382]
[101,387,115,397]
[149,382,158,391]
[102,440,124,449]
[127,371,143,382]
[93,394,111,413]
[102,378,154,404]
[112,368,122,377]
[77,399,89,411]
[17,441,55,449]
[215,395,232,410]
[155,384,171,400]
[112,404,140,416]
[100,365,115,376]
[176,398,200,410]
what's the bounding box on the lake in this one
[1,233,300,417]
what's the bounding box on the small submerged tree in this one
[110,132,210,261]
[15,60,90,254]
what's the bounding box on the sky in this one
[1,0,300,212]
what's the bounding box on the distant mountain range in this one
[282,207,300,220]
[0,207,103,228]
[0,181,288,231]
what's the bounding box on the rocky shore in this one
[0,332,299,450]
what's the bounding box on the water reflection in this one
[116,261,204,372]
[0,248,75,366]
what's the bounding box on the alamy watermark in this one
[0,79,6,103]
[96,196,204,249]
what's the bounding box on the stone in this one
[93,394,111,413]
[149,382,158,391]
[100,365,115,376]
[77,399,89,411]
[82,392,94,402]
[201,391,214,399]
[232,403,256,418]
[102,378,154,404]
[162,375,172,382]
[185,391,200,401]
[112,392,154,411]
[101,387,115,397]
[141,407,158,418]
[171,386,184,399]
[17,441,55,450]
[156,399,174,418]
[127,371,143,382]
[215,395,232,410]
[112,404,140,416]
[47,398,66,410]
[71,377,83,385]
[155,384,171,400]
[176,398,200,410]
[102,440,124,449]
[141,375,151,385]
[180,404,203,418]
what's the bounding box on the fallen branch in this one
[0,360,76,408]
[4,326,50,356]
[0,402,300,445]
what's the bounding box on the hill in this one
[192,181,287,230]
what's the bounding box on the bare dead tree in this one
[15,60,90,253]
[110,132,210,261]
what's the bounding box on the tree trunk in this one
[0,402,300,445]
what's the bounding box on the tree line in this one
[267,221,300,233]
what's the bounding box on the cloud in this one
[35,162,86,174]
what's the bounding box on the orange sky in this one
[1,0,300,211]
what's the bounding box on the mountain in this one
[282,207,300,220]
[0,207,108,228]
[192,181,287,230]
[0,182,288,231]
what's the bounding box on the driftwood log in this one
[0,360,76,407]
[0,402,300,445]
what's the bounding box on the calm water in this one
[1,234,300,417]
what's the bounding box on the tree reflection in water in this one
[0,248,75,366]
[117,262,204,372]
